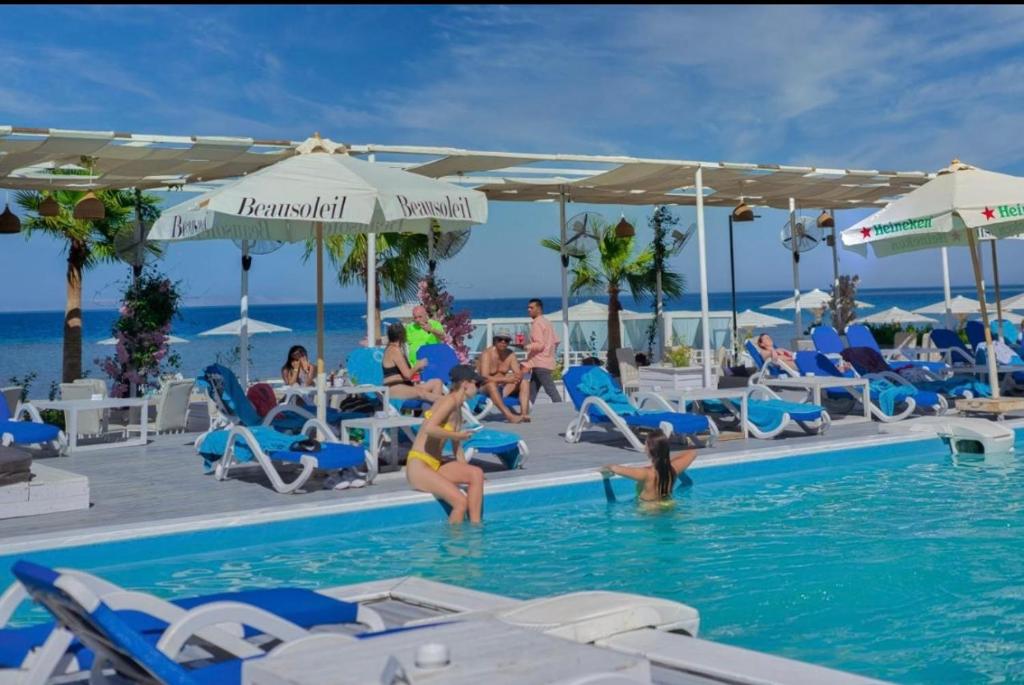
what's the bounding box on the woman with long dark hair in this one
[382,322,445,403]
[282,345,315,386]
[601,430,696,503]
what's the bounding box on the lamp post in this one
[727,202,756,364]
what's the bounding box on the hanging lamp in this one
[0,204,21,234]
[73,191,105,220]
[816,210,835,229]
[614,215,635,238]
[732,201,755,222]
[38,193,60,217]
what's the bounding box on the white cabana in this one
[197,319,291,337]
[98,335,189,345]
[150,135,487,425]
[856,307,938,326]
[843,160,1024,397]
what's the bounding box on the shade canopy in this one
[197,318,291,336]
[149,140,488,243]
[914,294,991,315]
[841,161,1024,258]
[762,288,873,311]
[856,307,938,325]
[98,334,188,345]
[547,299,638,321]
[735,309,789,329]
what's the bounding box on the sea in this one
[1,285,1017,399]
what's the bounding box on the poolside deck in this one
[1,399,1020,552]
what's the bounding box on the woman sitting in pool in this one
[600,430,697,503]
[405,365,487,525]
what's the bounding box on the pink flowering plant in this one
[418,276,474,362]
[95,269,182,397]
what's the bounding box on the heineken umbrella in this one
[762,288,874,310]
[151,135,488,426]
[857,307,938,326]
[842,160,1024,397]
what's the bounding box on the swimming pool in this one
[3,431,1023,684]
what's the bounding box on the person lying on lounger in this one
[405,365,487,524]
[600,430,697,504]
[755,333,796,367]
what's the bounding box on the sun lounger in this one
[0,394,65,453]
[7,560,385,685]
[197,365,374,493]
[745,340,799,381]
[794,351,930,422]
[563,366,717,451]
[840,344,990,400]
[844,324,950,375]
[346,347,431,414]
[685,385,831,440]
[417,343,522,420]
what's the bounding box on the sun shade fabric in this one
[149,152,487,243]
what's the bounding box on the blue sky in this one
[2,4,1024,311]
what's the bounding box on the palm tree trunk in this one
[607,287,622,377]
[63,242,86,382]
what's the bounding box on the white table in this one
[29,397,150,454]
[658,386,751,439]
[278,384,391,414]
[242,619,651,685]
[340,415,422,471]
[762,376,871,420]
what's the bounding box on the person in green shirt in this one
[406,305,446,365]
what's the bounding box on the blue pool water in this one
[3,433,1024,684]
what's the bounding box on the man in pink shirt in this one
[518,298,562,418]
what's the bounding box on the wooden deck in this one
[0,398,1002,547]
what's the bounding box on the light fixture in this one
[38,194,60,217]
[73,191,105,220]
[816,210,835,229]
[731,201,755,222]
[614,216,635,238]
[0,204,21,234]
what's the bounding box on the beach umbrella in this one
[98,334,189,345]
[762,288,874,311]
[857,307,938,326]
[1001,292,1024,311]
[842,160,1024,397]
[733,309,789,347]
[914,294,991,316]
[197,319,291,337]
[150,135,488,426]
[377,302,419,319]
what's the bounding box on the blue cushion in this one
[269,443,366,471]
[625,412,710,434]
[1,420,59,444]
[174,587,358,628]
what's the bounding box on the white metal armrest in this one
[264,402,315,426]
[156,600,308,660]
[0,579,27,626]
[300,418,339,441]
[632,392,675,413]
[15,402,44,423]
[356,604,386,632]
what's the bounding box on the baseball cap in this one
[493,328,512,342]
[450,365,485,385]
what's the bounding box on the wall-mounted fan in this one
[562,211,605,260]
[427,227,471,276]
[780,216,822,262]
[114,221,157,277]
[669,222,696,254]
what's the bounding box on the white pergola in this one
[0,126,937,387]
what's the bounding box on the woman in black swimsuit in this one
[382,323,446,404]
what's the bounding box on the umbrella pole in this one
[316,222,327,429]
[941,247,953,330]
[990,239,1005,343]
[789,198,802,346]
[367,153,378,348]
[695,167,712,388]
[728,214,738,365]
[240,240,250,388]
[965,229,1000,398]
[559,190,570,371]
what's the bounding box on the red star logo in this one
[860,226,872,239]
[982,207,995,220]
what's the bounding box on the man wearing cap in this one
[519,298,562,417]
[477,330,525,423]
[405,305,446,365]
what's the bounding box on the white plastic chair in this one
[614,348,640,398]
[60,379,107,437]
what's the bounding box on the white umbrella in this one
[546,299,638,320]
[914,294,992,316]
[842,160,1024,397]
[1001,292,1024,311]
[197,319,291,337]
[735,309,789,328]
[98,334,189,345]
[151,135,488,426]
[857,307,938,326]
[378,302,419,319]
[762,288,874,310]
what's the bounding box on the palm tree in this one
[308,233,430,338]
[16,186,163,382]
[543,219,683,376]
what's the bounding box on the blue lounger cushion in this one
[1,420,60,444]
[620,411,710,434]
[198,425,365,471]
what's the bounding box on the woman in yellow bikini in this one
[600,430,697,506]
[406,365,487,524]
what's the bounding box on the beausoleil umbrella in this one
[842,160,1024,397]
[857,307,938,326]
[150,135,488,425]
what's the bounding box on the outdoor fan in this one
[113,221,156,276]
[780,215,822,262]
[669,223,696,254]
[233,238,285,261]
[561,211,605,262]
[427,227,471,275]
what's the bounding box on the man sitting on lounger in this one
[477,330,525,423]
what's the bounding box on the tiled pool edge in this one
[2,421,1021,557]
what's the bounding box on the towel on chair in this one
[578,367,634,416]
[871,379,917,416]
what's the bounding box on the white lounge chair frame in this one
[691,385,832,440]
[565,392,719,452]
[2,401,68,454]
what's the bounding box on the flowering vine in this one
[417,276,474,362]
[95,269,182,397]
